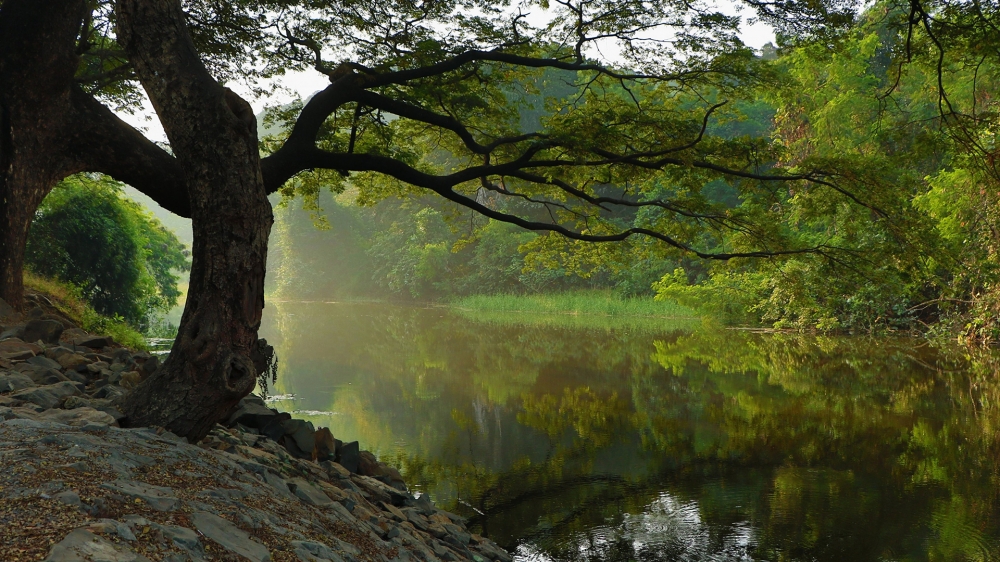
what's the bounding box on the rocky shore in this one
[0,294,512,562]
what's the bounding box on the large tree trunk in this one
[115,0,273,441]
[0,0,88,309]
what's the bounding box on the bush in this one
[25,174,190,328]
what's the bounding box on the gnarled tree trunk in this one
[0,0,88,309]
[115,0,273,441]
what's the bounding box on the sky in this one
[114,14,776,143]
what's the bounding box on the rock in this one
[358,450,381,477]
[0,338,39,354]
[285,419,316,458]
[291,539,356,562]
[2,349,34,361]
[60,328,89,342]
[0,325,23,340]
[0,297,14,319]
[75,335,113,349]
[37,407,116,427]
[337,440,360,473]
[11,381,81,409]
[119,371,141,390]
[44,529,151,562]
[262,470,298,500]
[227,401,277,427]
[314,427,336,461]
[101,480,180,511]
[190,511,271,562]
[321,460,351,480]
[56,352,90,370]
[0,372,35,392]
[287,477,333,507]
[26,367,69,386]
[138,355,158,378]
[93,384,125,400]
[156,524,204,555]
[54,490,82,508]
[26,355,62,370]
[23,318,64,344]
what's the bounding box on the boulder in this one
[287,477,334,507]
[74,335,113,349]
[11,381,81,409]
[0,297,14,320]
[44,529,150,562]
[26,355,62,370]
[36,407,116,427]
[0,372,35,393]
[26,367,69,386]
[189,511,271,562]
[138,355,159,378]
[0,338,39,353]
[337,440,360,473]
[227,401,280,429]
[358,450,381,478]
[101,480,180,511]
[314,427,336,461]
[23,318,64,344]
[285,419,316,458]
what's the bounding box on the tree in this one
[0,0,869,440]
[25,174,189,327]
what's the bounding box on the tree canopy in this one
[6,0,1000,438]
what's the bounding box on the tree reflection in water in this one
[261,303,1000,561]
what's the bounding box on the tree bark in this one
[0,0,89,308]
[115,0,273,441]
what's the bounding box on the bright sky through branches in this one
[115,7,776,147]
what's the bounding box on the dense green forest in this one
[33,2,1000,343]
[259,5,1000,340]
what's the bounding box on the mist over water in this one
[260,301,1000,561]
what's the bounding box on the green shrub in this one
[26,174,190,329]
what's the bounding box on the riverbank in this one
[451,290,696,318]
[0,295,511,562]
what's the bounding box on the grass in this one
[452,290,698,318]
[449,290,701,332]
[23,272,148,350]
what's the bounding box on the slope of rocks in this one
[0,296,511,562]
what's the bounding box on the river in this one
[258,301,1000,562]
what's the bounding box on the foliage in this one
[23,272,147,350]
[25,174,190,328]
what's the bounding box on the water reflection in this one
[260,302,1000,561]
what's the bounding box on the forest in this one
[257,4,1000,341]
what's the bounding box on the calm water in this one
[259,301,1000,562]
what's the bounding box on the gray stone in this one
[262,470,298,500]
[12,381,81,409]
[287,477,333,507]
[75,335,112,349]
[337,440,360,473]
[54,490,82,508]
[101,481,180,511]
[0,372,35,392]
[44,528,151,562]
[86,519,137,541]
[23,318,64,344]
[157,524,203,552]
[37,407,116,427]
[227,401,280,429]
[0,297,14,319]
[291,540,353,562]
[27,355,62,370]
[189,511,271,562]
[285,419,316,458]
